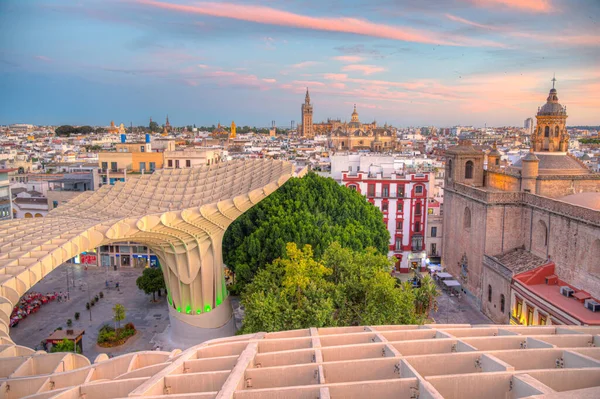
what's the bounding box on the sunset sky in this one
[0,0,599,127]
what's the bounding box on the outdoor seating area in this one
[10,292,56,327]
[428,267,462,297]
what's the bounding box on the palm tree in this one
[415,275,439,319]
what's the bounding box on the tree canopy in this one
[136,268,166,301]
[239,242,438,334]
[223,172,390,287]
[112,304,126,329]
[55,125,94,136]
[50,338,78,353]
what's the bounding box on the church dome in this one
[537,86,566,116]
[559,192,600,210]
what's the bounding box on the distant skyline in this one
[0,0,599,127]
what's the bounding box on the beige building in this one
[163,148,222,169]
[442,83,600,324]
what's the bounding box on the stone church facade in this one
[442,84,600,324]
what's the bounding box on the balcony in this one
[367,192,404,199]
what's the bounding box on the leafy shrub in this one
[66,319,72,327]
[124,322,135,332]
[74,312,80,320]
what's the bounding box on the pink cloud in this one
[332,55,364,63]
[197,64,209,69]
[464,0,554,13]
[329,83,346,89]
[136,0,505,47]
[34,55,52,62]
[291,61,320,69]
[262,78,277,83]
[324,73,348,81]
[445,14,498,30]
[341,64,386,76]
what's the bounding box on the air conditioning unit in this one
[585,299,600,312]
[560,286,574,297]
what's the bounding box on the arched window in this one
[533,220,548,256]
[465,161,474,179]
[500,294,505,313]
[348,184,357,191]
[34,213,43,218]
[415,203,421,215]
[24,213,33,218]
[488,285,492,302]
[447,159,453,177]
[544,126,550,137]
[463,207,471,229]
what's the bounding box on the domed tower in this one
[351,104,359,124]
[520,148,539,193]
[531,77,568,152]
[487,142,501,169]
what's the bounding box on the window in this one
[447,159,452,177]
[168,160,173,167]
[411,236,423,251]
[382,202,388,213]
[430,243,437,255]
[465,161,474,179]
[349,166,352,172]
[500,294,505,313]
[538,313,547,325]
[527,307,534,326]
[395,237,402,251]
[175,160,180,168]
[415,185,423,194]
[397,185,405,197]
[110,162,117,172]
[488,284,492,302]
[414,222,420,232]
[515,298,523,319]
[397,202,403,212]
[140,146,145,152]
[348,184,357,191]
[396,220,402,230]
[415,203,422,215]
[382,185,389,198]
[101,162,108,171]
[139,162,146,172]
[431,226,437,237]
[495,157,500,166]
[544,126,550,137]
[367,184,375,197]
[186,160,191,168]
[149,162,156,171]
[464,207,471,229]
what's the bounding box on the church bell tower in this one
[300,88,313,138]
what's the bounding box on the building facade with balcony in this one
[0,169,13,220]
[341,168,429,273]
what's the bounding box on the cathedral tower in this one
[531,77,568,152]
[230,121,236,139]
[300,88,313,138]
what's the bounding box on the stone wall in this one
[486,170,521,192]
[481,256,511,324]
[443,183,600,306]
[536,175,600,199]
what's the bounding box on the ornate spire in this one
[305,87,310,104]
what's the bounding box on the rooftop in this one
[493,248,550,274]
[1,324,600,398]
[514,264,600,326]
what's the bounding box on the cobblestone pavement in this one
[431,289,492,325]
[11,265,169,361]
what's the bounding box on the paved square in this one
[10,265,170,360]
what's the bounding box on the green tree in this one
[239,242,423,334]
[112,304,126,330]
[50,338,77,353]
[149,121,160,132]
[223,173,389,287]
[136,268,166,301]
